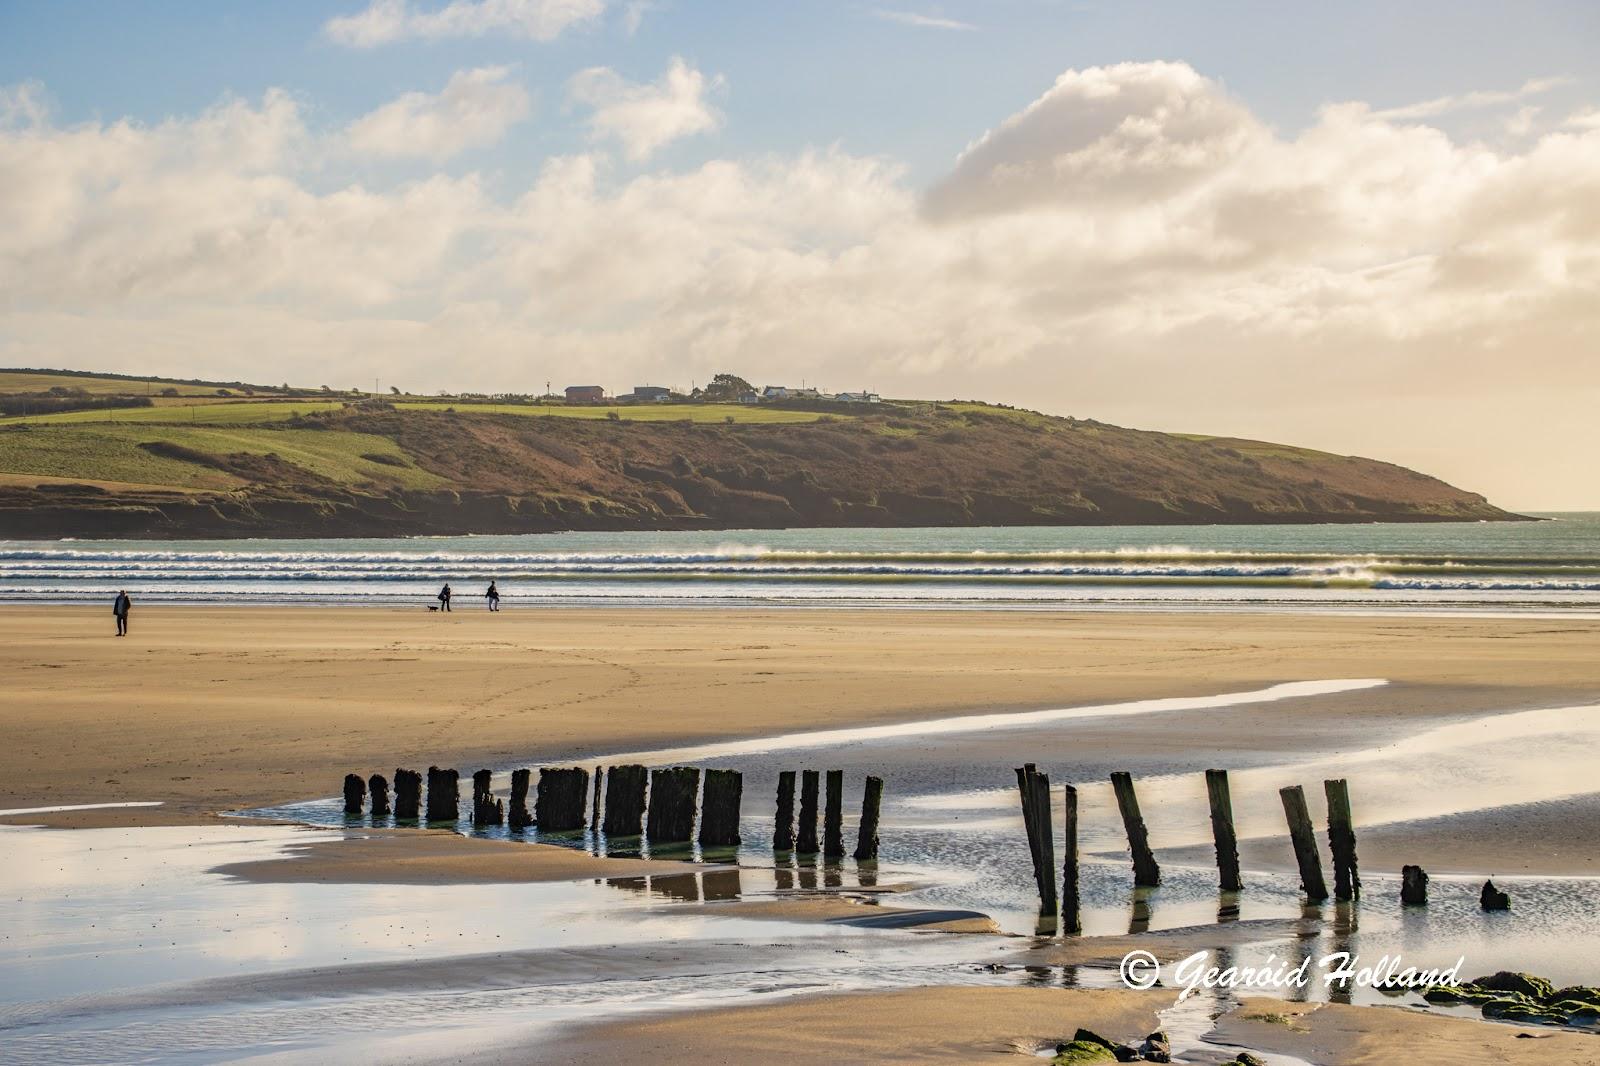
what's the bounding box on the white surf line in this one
[587,679,1388,767]
[0,801,164,816]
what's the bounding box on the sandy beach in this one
[6,605,1600,824]
[7,604,1600,1063]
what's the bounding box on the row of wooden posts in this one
[342,765,883,860]
[1016,766,1373,930]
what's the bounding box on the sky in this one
[1,1,1598,509]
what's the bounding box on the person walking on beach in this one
[112,590,131,637]
[485,581,500,612]
[438,583,452,612]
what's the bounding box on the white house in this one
[834,391,881,403]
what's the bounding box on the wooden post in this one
[853,776,883,861]
[1014,765,1056,911]
[796,770,820,854]
[425,766,459,823]
[773,770,797,850]
[646,767,700,844]
[1111,771,1161,887]
[393,768,421,820]
[1324,778,1360,901]
[536,767,590,832]
[368,774,390,818]
[1401,864,1428,905]
[343,774,366,816]
[1206,769,1243,892]
[603,764,648,837]
[590,765,604,833]
[509,768,533,829]
[1061,783,1081,934]
[1279,785,1328,901]
[698,769,743,847]
[1030,770,1057,914]
[471,769,503,827]
[823,769,845,858]
[1015,764,1041,887]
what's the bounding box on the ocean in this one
[4,512,1599,611]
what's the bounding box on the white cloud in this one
[871,9,976,31]
[325,0,605,47]
[5,62,1600,505]
[347,67,530,161]
[568,57,723,161]
[926,61,1265,220]
[620,0,655,35]
[1373,75,1571,121]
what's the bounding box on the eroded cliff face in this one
[0,407,1522,539]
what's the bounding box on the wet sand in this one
[213,826,681,884]
[1211,996,1600,1065]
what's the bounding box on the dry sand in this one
[6,606,1599,824]
[522,986,1174,1065]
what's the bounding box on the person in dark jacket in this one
[438,583,452,612]
[485,581,500,612]
[113,590,131,636]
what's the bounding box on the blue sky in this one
[8,1,1598,186]
[3,1,1600,507]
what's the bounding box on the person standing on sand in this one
[485,581,500,612]
[438,583,452,612]
[112,590,131,636]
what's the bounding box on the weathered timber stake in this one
[773,770,797,850]
[1061,783,1081,934]
[797,770,820,854]
[508,768,533,829]
[1480,879,1511,911]
[393,768,421,820]
[472,769,503,827]
[1111,771,1161,887]
[343,774,366,815]
[603,764,648,837]
[1205,769,1243,892]
[1401,864,1429,905]
[1030,770,1057,914]
[368,773,391,818]
[699,769,744,847]
[536,767,590,832]
[823,769,845,858]
[1324,778,1360,901]
[590,766,604,833]
[425,766,459,823]
[853,775,883,861]
[1279,785,1328,901]
[646,766,701,843]
[1015,764,1042,887]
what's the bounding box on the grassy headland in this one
[0,368,1523,538]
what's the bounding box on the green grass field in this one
[393,401,833,424]
[2,401,347,426]
[0,424,443,490]
[0,370,239,397]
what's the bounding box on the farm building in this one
[564,385,606,404]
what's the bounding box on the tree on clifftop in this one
[702,373,755,401]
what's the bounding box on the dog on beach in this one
[426,605,439,612]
